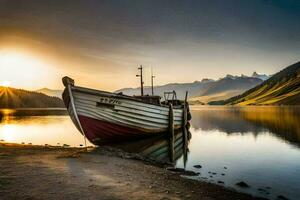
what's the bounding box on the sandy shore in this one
[0,142,265,200]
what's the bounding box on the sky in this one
[0,0,300,91]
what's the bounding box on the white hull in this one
[62,80,185,144]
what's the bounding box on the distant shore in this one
[0,142,265,200]
[0,107,67,110]
[0,108,67,117]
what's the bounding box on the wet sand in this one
[0,142,265,200]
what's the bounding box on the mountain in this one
[116,75,263,104]
[36,88,63,98]
[0,87,64,108]
[223,72,270,81]
[209,61,300,105]
[251,72,270,81]
[189,76,263,104]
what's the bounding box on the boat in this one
[62,66,191,145]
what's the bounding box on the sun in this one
[0,50,54,89]
[0,81,11,87]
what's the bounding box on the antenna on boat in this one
[136,65,144,96]
[151,67,155,96]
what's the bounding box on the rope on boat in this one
[65,77,88,151]
[168,103,175,162]
[83,135,87,151]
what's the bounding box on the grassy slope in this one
[0,87,64,108]
[209,61,300,105]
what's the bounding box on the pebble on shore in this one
[236,181,250,188]
[193,165,202,169]
[277,195,289,200]
[166,167,200,176]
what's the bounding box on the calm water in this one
[1,107,300,200]
[0,109,93,147]
[176,106,300,200]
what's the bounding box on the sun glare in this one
[0,50,54,89]
[0,81,11,87]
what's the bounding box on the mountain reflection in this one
[0,109,68,124]
[191,106,300,147]
[0,109,67,118]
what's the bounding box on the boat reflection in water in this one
[102,126,191,165]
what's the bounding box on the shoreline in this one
[0,142,266,200]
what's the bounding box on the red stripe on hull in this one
[78,115,160,144]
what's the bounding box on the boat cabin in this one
[133,91,184,107]
[131,65,187,107]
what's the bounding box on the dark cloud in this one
[2,0,300,48]
[0,0,300,89]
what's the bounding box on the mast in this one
[136,65,144,96]
[151,67,155,95]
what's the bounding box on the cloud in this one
[1,0,300,90]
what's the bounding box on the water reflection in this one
[177,106,300,200]
[104,129,191,165]
[0,109,89,147]
[0,108,67,118]
[191,106,300,147]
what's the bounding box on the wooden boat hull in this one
[62,79,185,144]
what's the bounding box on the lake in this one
[1,106,300,200]
[0,109,93,147]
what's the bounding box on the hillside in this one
[0,87,65,108]
[209,62,300,105]
[36,88,63,98]
[189,76,262,104]
[116,74,263,104]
